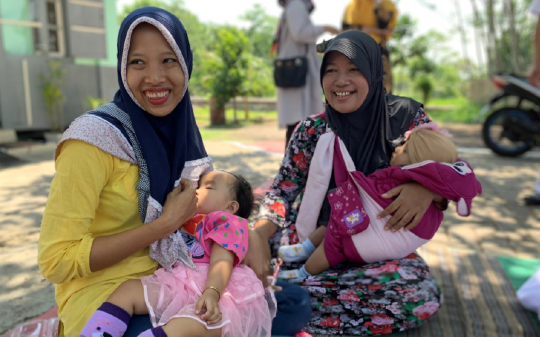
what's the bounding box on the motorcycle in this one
[477,74,540,157]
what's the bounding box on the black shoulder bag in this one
[272,15,309,89]
[273,46,308,88]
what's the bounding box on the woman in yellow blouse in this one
[342,0,398,93]
[38,7,212,336]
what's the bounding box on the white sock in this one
[277,238,316,262]
[277,265,312,279]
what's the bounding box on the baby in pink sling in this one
[278,124,482,279]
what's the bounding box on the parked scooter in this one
[478,74,540,157]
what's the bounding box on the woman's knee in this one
[275,280,311,310]
[272,281,312,335]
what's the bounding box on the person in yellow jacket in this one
[342,0,398,93]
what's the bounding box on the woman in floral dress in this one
[248,30,453,335]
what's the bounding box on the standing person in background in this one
[272,0,339,148]
[525,0,540,206]
[342,0,398,93]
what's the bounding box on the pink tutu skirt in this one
[141,262,275,337]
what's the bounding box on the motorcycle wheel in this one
[482,107,537,157]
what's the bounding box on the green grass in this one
[194,106,277,140]
[426,97,465,107]
[427,100,483,124]
[194,106,277,122]
[193,97,482,131]
[397,95,483,124]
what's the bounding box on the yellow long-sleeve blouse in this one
[38,140,158,337]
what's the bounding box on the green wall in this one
[75,0,118,67]
[0,0,118,62]
[0,0,34,55]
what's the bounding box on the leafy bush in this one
[86,96,107,110]
[40,60,66,132]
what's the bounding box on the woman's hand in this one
[323,26,340,35]
[378,182,436,233]
[160,180,198,235]
[195,289,221,324]
[243,221,276,288]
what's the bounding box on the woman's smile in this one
[334,91,357,101]
[144,88,171,105]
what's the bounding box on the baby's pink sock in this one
[79,302,130,337]
[138,326,167,337]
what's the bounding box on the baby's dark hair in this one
[229,173,255,219]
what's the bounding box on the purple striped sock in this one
[138,326,167,337]
[79,302,131,337]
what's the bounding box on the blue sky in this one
[116,0,482,64]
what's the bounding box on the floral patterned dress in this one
[256,108,442,335]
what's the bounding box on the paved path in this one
[0,121,538,334]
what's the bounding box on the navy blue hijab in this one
[113,7,207,206]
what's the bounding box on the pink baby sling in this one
[296,132,482,265]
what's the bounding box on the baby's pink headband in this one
[404,122,452,141]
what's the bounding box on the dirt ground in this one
[0,136,284,334]
[0,121,539,334]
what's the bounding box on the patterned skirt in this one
[271,236,442,335]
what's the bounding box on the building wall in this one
[0,1,34,55]
[0,0,119,131]
[75,0,117,68]
[75,0,119,103]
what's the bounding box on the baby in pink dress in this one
[80,171,274,337]
[278,124,482,279]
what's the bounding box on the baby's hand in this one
[195,288,221,324]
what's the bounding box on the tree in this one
[389,17,439,102]
[41,61,66,132]
[504,0,521,72]
[452,0,472,73]
[243,54,275,97]
[469,0,487,72]
[467,0,537,76]
[204,26,251,124]
[238,4,279,97]
[414,75,433,105]
[240,4,279,66]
